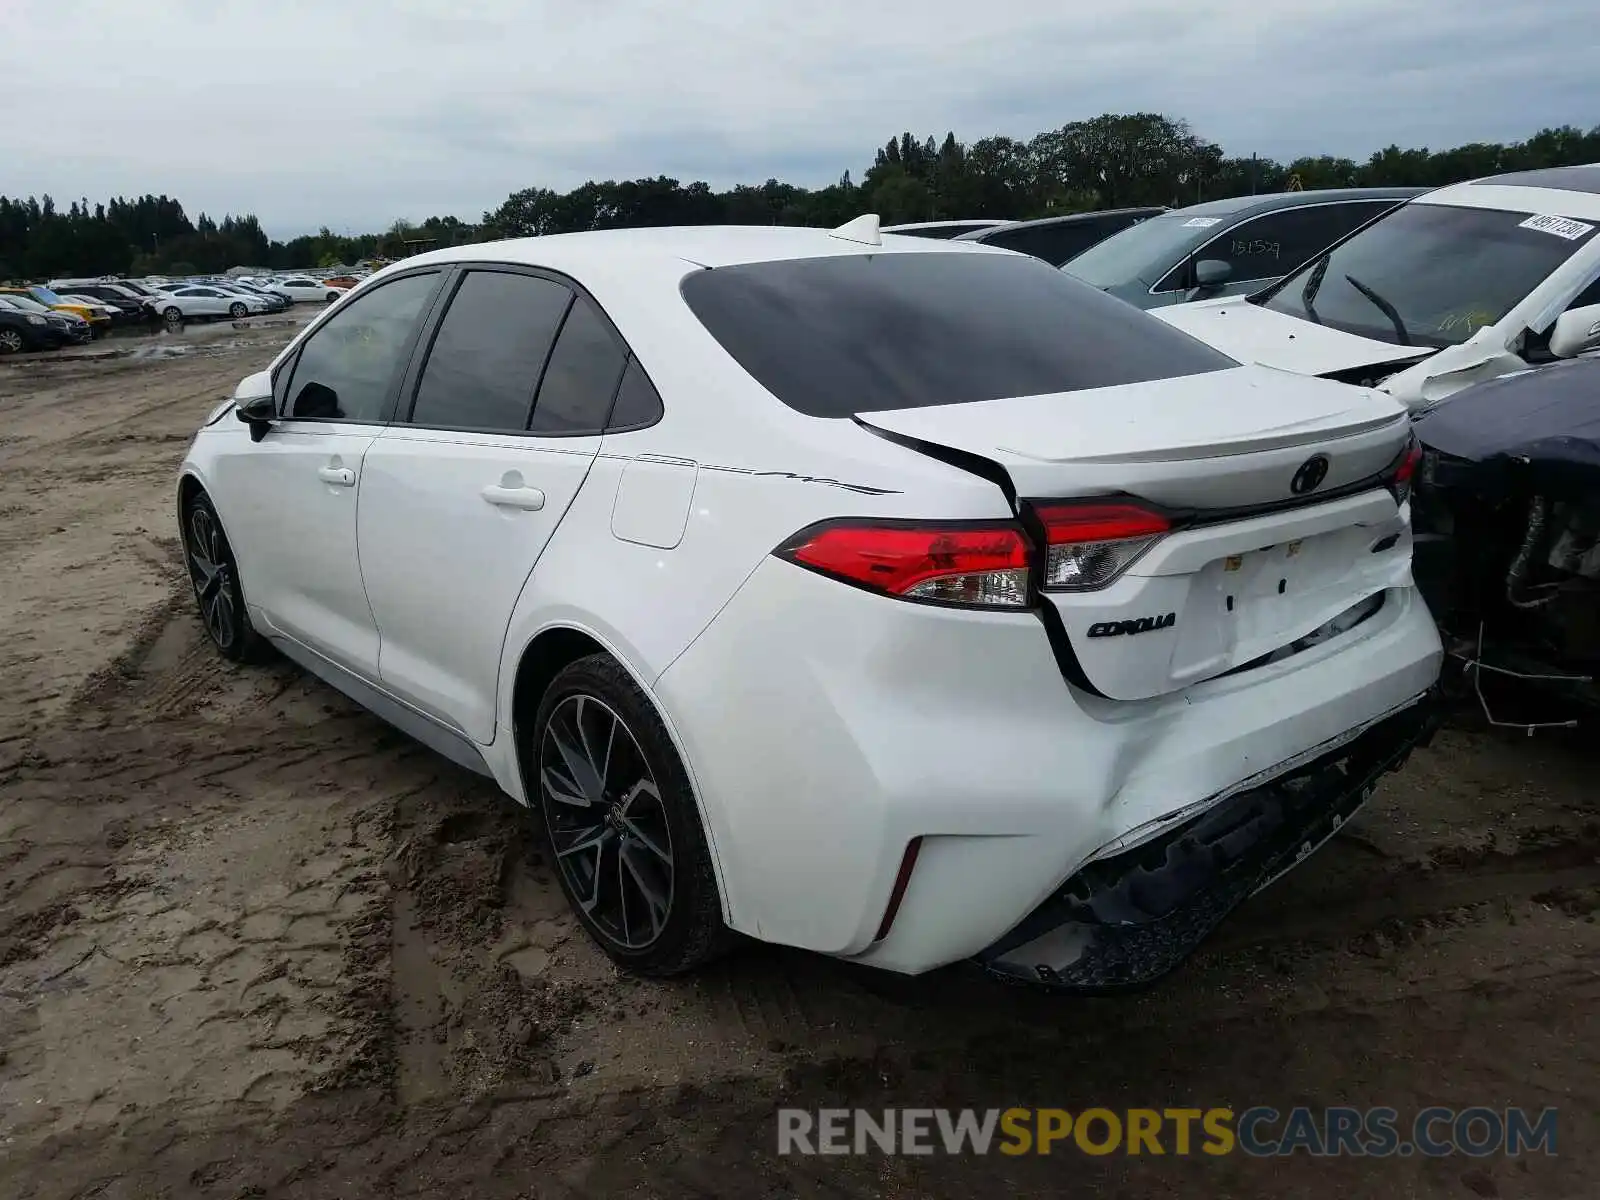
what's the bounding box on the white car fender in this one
[487,424,1010,933]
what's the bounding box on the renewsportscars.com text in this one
[777,1106,1558,1158]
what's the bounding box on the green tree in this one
[6,117,1600,277]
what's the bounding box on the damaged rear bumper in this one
[973,689,1440,992]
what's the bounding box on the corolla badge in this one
[1290,454,1330,495]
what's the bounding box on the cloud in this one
[3,0,1592,237]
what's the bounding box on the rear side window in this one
[887,226,970,240]
[409,271,572,431]
[981,217,1142,266]
[529,296,628,435]
[607,358,665,430]
[680,252,1236,417]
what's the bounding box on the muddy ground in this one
[0,323,1595,1199]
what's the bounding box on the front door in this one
[357,268,629,742]
[211,269,444,678]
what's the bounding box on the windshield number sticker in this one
[1182,217,1222,228]
[1232,238,1281,260]
[1519,214,1595,241]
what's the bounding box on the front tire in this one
[531,655,730,976]
[229,302,248,319]
[163,306,183,328]
[181,491,262,663]
[0,328,24,354]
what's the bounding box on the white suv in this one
[177,221,1441,988]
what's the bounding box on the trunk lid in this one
[857,364,1414,701]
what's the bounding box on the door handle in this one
[317,466,356,487]
[481,484,546,511]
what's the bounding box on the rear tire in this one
[530,654,731,976]
[181,491,263,663]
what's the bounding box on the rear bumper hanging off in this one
[973,689,1440,992]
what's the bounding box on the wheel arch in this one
[176,469,206,522]
[176,470,250,604]
[505,621,732,922]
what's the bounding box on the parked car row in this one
[0,293,94,353]
[0,284,114,339]
[0,271,362,353]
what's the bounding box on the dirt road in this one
[1,328,1596,1198]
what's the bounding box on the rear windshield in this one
[679,251,1236,416]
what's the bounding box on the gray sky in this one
[6,0,1593,239]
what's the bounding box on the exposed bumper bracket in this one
[973,690,1440,992]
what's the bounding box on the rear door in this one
[357,266,629,742]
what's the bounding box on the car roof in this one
[880,219,1008,232]
[955,207,1167,240]
[1420,165,1600,220]
[1163,187,1427,220]
[399,223,1012,277]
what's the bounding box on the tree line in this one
[4,114,1598,280]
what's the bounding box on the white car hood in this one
[1155,297,1434,377]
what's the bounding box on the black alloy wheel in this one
[182,493,261,661]
[532,655,730,975]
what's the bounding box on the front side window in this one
[1163,202,1396,291]
[409,270,572,431]
[283,272,439,422]
[682,251,1236,417]
[1259,202,1599,348]
[528,296,628,435]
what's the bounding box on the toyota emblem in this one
[1290,454,1330,495]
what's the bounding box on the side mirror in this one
[1549,303,1600,359]
[1193,258,1232,288]
[235,393,276,442]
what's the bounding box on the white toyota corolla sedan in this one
[177,218,1442,989]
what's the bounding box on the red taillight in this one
[775,520,1032,609]
[1391,438,1422,506]
[1032,500,1171,591]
